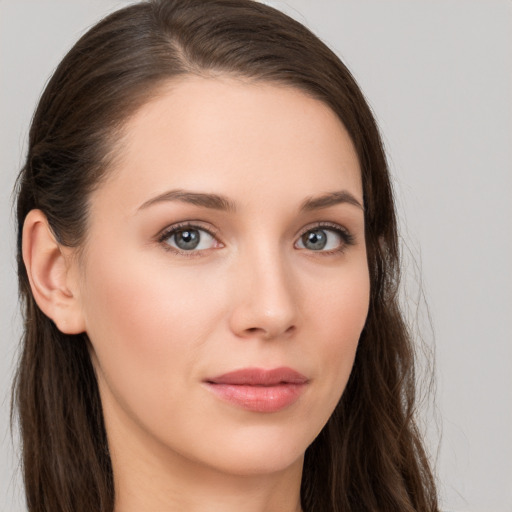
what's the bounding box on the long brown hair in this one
[13,1,438,511]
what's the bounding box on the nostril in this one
[243,325,296,339]
[285,325,296,335]
[246,327,266,335]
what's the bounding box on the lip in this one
[204,367,309,413]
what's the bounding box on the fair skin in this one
[23,77,369,512]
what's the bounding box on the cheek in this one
[306,261,369,401]
[79,238,370,469]
[312,254,369,335]
[83,248,221,348]
[79,252,224,420]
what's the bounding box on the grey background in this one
[1,1,511,511]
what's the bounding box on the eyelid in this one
[296,221,351,238]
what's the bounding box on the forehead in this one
[95,76,362,213]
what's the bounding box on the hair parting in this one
[13,1,438,511]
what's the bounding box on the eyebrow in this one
[138,189,237,212]
[137,188,363,213]
[299,191,364,212]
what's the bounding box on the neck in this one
[102,389,304,512]
[111,439,304,512]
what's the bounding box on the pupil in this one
[176,229,200,250]
[304,230,327,250]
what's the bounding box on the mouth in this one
[204,367,309,413]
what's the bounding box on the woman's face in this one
[75,77,369,478]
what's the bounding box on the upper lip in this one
[205,367,308,386]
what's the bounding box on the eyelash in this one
[157,221,355,257]
[157,222,220,258]
[297,222,356,255]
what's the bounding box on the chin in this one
[172,420,318,478]
[204,447,305,478]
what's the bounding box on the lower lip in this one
[204,382,307,413]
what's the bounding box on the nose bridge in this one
[229,236,298,339]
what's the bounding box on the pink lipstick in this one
[204,367,308,413]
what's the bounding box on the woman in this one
[13,0,438,511]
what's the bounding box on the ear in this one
[22,209,86,334]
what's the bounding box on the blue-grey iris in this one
[175,229,200,250]
[302,230,327,250]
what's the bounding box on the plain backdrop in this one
[1,1,511,511]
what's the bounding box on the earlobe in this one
[22,209,86,334]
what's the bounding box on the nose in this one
[228,246,299,340]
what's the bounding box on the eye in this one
[159,224,220,253]
[295,225,354,253]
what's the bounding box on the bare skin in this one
[23,76,369,512]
